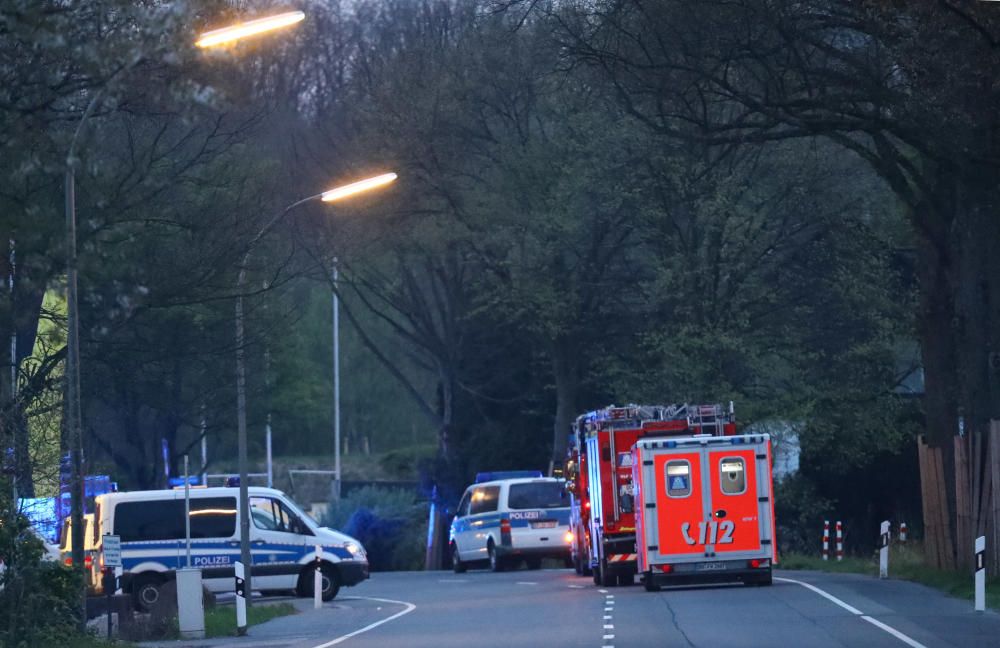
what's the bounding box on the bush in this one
[773,473,835,556]
[323,486,426,571]
[0,496,87,647]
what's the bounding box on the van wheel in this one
[133,574,164,612]
[451,543,466,573]
[488,542,504,572]
[592,563,602,586]
[296,564,341,601]
[643,573,661,592]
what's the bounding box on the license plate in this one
[697,562,728,571]
[531,521,557,529]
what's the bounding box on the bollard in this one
[314,545,322,609]
[836,521,843,562]
[235,561,247,635]
[899,522,907,544]
[823,520,830,561]
[975,536,986,612]
[879,520,890,579]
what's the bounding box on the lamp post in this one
[233,173,395,635]
[60,10,308,628]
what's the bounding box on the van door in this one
[451,490,473,559]
[652,450,708,558]
[706,447,762,556]
[465,485,500,560]
[248,495,314,590]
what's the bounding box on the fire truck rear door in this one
[648,448,708,558]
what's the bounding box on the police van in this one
[449,475,572,572]
[93,486,368,610]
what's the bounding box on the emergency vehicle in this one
[632,433,776,590]
[567,404,737,586]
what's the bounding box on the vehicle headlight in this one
[344,541,366,559]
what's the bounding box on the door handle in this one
[252,540,266,546]
[714,509,727,519]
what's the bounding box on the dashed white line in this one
[569,584,584,589]
[603,624,614,629]
[602,634,615,640]
[598,589,608,593]
[309,596,417,648]
[516,581,538,585]
[775,577,928,648]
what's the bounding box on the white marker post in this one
[822,520,829,561]
[879,520,890,579]
[235,561,247,635]
[975,536,986,612]
[314,545,323,609]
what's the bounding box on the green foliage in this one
[203,603,296,638]
[323,486,426,571]
[774,475,836,556]
[0,495,85,647]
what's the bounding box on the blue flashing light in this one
[666,441,677,448]
[168,476,202,487]
[730,437,744,444]
[225,476,240,487]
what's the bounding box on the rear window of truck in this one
[507,482,569,509]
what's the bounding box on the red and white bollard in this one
[836,521,843,562]
[823,520,830,561]
[899,522,907,544]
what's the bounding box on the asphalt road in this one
[144,567,1000,648]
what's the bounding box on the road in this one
[144,568,1000,648]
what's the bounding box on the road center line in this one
[309,596,417,648]
[775,577,927,648]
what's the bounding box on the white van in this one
[449,477,572,572]
[59,513,100,593]
[94,486,368,611]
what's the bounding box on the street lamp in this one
[233,172,396,634]
[63,10,307,629]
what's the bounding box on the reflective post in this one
[975,535,986,612]
[879,520,890,579]
[314,545,322,609]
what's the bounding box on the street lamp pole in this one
[332,259,341,500]
[233,173,395,635]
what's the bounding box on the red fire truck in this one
[565,404,737,586]
[632,433,777,590]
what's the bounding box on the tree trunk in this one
[551,337,580,468]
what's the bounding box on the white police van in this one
[449,474,572,572]
[93,486,368,611]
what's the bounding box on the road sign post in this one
[102,535,122,640]
[235,561,247,634]
[975,536,986,612]
[314,545,322,609]
[879,520,890,579]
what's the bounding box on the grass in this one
[203,602,298,638]
[780,543,1000,610]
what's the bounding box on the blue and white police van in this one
[449,474,572,572]
[93,486,368,611]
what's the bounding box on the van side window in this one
[249,497,313,535]
[720,458,746,495]
[189,498,237,538]
[456,491,471,517]
[469,486,500,515]
[665,461,691,498]
[115,497,237,542]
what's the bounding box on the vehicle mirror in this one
[564,480,576,493]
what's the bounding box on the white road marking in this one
[862,616,928,648]
[603,615,612,619]
[775,577,928,648]
[602,634,615,640]
[438,579,467,583]
[568,584,584,589]
[603,624,614,629]
[309,596,416,648]
[598,589,608,593]
[605,607,613,611]
[516,581,538,585]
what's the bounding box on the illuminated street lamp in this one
[63,10,307,630]
[233,172,395,634]
[196,11,305,48]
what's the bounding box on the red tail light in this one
[63,557,73,566]
[500,519,511,534]
[749,559,769,569]
[660,564,673,573]
[84,555,93,569]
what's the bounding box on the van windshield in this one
[507,482,569,510]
